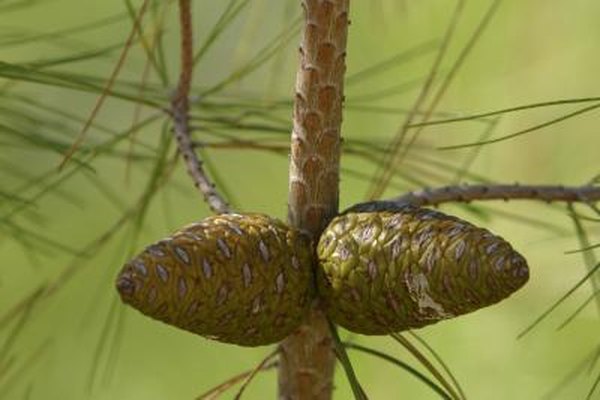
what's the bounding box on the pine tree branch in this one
[172,0,230,214]
[280,1,350,399]
[346,184,600,212]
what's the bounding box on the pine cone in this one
[115,213,314,346]
[317,206,529,334]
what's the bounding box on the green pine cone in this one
[116,213,314,346]
[317,206,529,335]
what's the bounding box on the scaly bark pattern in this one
[280,0,349,399]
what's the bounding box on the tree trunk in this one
[279,0,350,399]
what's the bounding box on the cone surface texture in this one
[116,213,314,346]
[317,206,530,334]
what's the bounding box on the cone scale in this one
[316,205,530,334]
[116,213,314,346]
[116,207,530,344]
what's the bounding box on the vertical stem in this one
[280,0,349,399]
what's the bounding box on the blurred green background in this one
[1,1,600,399]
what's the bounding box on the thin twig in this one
[196,360,278,400]
[346,184,600,212]
[172,0,230,214]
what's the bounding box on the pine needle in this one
[439,103,600,150]
[58,0,151,169]
[327,321,369,400]
[408,97,600,128]
[196,360,278,400]
[343,342,452,400]
[233,350,279,400]
[390,333,462,400]
[517,261,600,339]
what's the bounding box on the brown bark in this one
[279,0,350,399]
[347,184,600,211]
[172,0,230,214]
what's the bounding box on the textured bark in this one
[279,0,349,399]
[346,184,600,211]
[172,0,231,214]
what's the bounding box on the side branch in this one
[172,0,230,214]
[346,184,600,212]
